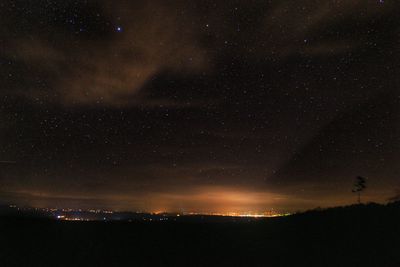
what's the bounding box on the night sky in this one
[0,0,399,213]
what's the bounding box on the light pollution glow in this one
[3,186,291,214]
[2,185,389,214]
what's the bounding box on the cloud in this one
[63,2,211,106]
[3,1,209,106]
[2,0,397,107]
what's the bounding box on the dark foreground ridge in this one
[1,202,400,267]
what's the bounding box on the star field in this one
[0,0,399,213]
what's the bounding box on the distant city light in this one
[6,205,291,221]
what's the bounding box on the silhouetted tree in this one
[352,176,367,204]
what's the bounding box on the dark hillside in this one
[1,202,399,267]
